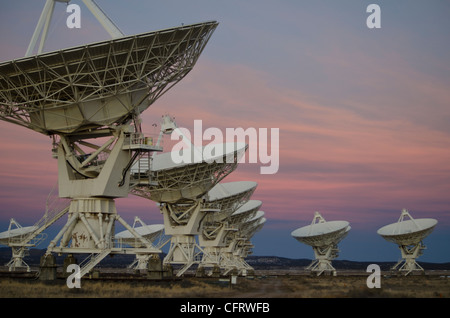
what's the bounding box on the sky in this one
[0,0,449,263]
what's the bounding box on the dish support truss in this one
[0,0,219,278]
[1,188,69,272]
[219,215,265,276]
[43,124,163,278]
[196,191,258,276]
[387,209,432,276]
[303,212,349,276]
[391,241,426,276]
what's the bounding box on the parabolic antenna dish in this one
[132,142,247,203]
[377,213,437,246]
[203,181,257,221]
[0,21,218,135]
[239,211,265,235]
[0,226,38,245]
[115,224,164,247]
[247,216,266,236]
[228,200,262,225]
[291,219,350,248]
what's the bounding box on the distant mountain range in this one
[1,247,449,271]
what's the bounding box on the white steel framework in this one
[377,209,437,276]
[292,212,351,276]
[0,1,218,278]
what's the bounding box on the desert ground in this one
[0,268,449,298]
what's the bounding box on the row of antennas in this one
[291,209,438,276]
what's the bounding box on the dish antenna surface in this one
[0,219,40,272]
[291,212,350,276]
[377,209,437,275]
[221,210,266,276]
[196,186,258,277]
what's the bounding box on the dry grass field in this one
[0,270,449,298]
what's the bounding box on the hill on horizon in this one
[1,248,449,271]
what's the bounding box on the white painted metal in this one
[130,115,248,203]
[1,22,219,134]
[129,116,250,276]
[162,181,256,277]
[377,209,437,275]
[0,187,70,272]
[0,219,40,272]
[0,1,219,278]
[197,187,258,275]
[291,212,351,276]
[221,213,266,276]
[115,217,167,270]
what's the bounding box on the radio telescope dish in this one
[195,182,257,277]
[0,219,42,272]
[222,213,266,276]
[203,181,257,222]
[0,21,218,135]
[0,0,219,280]
[291,212,350,276]
[0,226,38,245]
[131,142,247,203]
[115,217,166,271]
[116,224,164,248]
[377,209,437,275]
[228,200,262,226]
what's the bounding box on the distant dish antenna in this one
[0,219,40,272]
[291,212,351,276]
[377,209,437,275]
[115,217,167,270]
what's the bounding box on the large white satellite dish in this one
[0,219,41,272]
[222,213,266,276]
[0,1,218,280]
[291,212,351,276]
[131,141,247,203]
[203,181,257,222]
[115,217,166,270]
[0,226,38,245]
[377,209,437,275]
[116,224,165,247]
[228,200,262,226]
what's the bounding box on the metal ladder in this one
[79,249,112,278]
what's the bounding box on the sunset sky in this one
[1,1,449,263]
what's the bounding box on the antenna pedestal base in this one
[392,242,426,276]
[5,247,31,272]
[308,245,338,276]
[163,235,203,277]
